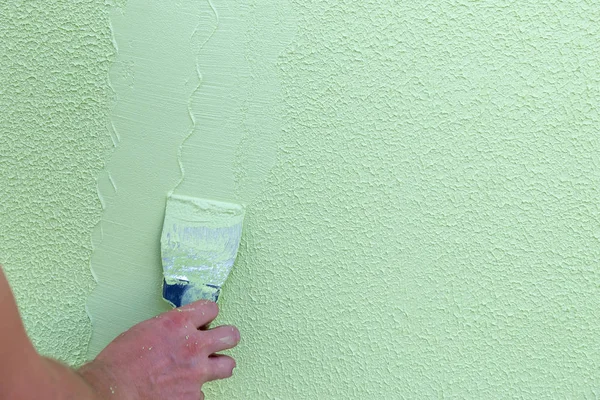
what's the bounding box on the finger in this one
[202,325,240,354]
[165,300,219,329]
[206,354,236,381]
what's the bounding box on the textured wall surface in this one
[0,0,113,366]
[251,2,600,397]
[2,0,600,398]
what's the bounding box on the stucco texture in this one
[2,0,600,398]
[0,0,113,366]
[250,1,600,397]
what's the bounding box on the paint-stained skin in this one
[0,0,114,366]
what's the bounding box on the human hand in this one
[79,300,239,400]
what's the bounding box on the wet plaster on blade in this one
[0,1,114,366]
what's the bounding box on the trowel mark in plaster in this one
[96,165,119,211]
[87,0,124,330]
[107,17,121,148]
[171,0,219,195]
[97,181,106,210]
[109,120,120,147]
[108,172,117,192]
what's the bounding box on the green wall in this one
[2,0,600,398]
[0,0,113,365]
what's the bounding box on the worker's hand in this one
[78,300,239,400]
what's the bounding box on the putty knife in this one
[160,194,245,307]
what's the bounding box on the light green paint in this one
[0,0,113,366]
[2,0,600,398]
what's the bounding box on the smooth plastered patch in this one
[87,0,294,363]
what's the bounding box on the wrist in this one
[41,357,108,400]
[78,359,131,400]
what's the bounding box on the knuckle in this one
[161,312,187,331]
[183,335,207,357]
[204,332,219,347]
[196,362,211,379]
